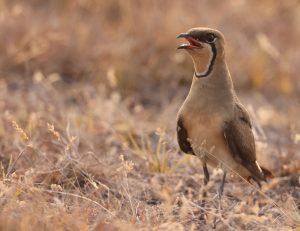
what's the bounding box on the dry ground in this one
[0,1,300,230]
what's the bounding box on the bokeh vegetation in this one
[0,0,299,230]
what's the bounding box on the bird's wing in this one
[223,103,266,181]
[177,116,195,155]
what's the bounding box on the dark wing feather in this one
[177,116,195,155]
[223,104,266,181]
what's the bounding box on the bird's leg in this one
[200,163,209,220]
[202,163,210,200]
[218,171,227,210]
[212,171,227,229]
[203,163,210,186]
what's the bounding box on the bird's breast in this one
[181,106,224,148]
[179,100,236,168]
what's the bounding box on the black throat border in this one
[194,43,217,78]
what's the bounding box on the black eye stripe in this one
[205,34,216,43]
[195,33,216,43]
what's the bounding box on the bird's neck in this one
[193,44,218,78]
[193,59,233,88]
[187,59,235,105]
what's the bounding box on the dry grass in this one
[0,0,300,230]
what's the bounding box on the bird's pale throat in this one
[193,44,217,78]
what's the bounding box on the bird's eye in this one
[205,33,216,43]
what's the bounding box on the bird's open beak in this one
[177,33,190,39]
[177,33,203,49]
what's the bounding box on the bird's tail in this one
[247,162,273,187]
[261,166,274,179]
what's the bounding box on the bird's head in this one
[177,27,225,78]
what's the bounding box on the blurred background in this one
[0,0,299,230]
[1,0,300,96]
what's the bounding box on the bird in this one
[176,27,272,199]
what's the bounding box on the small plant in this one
[128,128,170,173]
